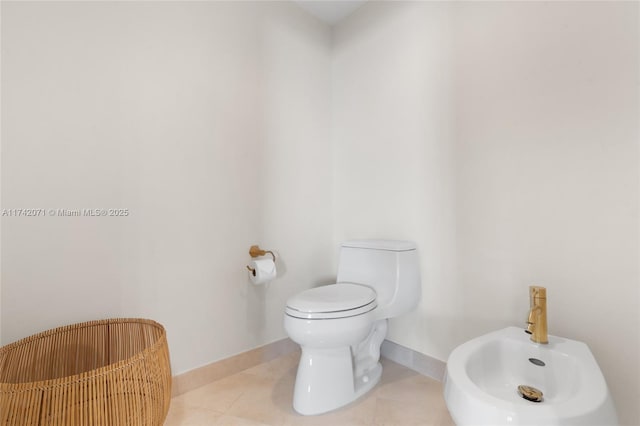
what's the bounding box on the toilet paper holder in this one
[246,245,276,274]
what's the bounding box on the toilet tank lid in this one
[341,239,416,252]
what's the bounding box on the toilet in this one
[283,240,421,415]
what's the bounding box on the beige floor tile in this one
[373,397,439,426]
[225,393,290,425]
[434,409,456,426]
[225,372,296,425]
[164,400,223,426]
[243,350,300,382]
[169,354,454,426]
[374,371,444,405]
[213,414,272,426]
[176,371,275,414]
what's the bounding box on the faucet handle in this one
[526,285,548,344]
[530,286,546,299]
[526,285,545,335]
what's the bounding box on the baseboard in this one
[172,338,299,397]
[381,339,446,382]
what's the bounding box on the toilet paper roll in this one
[248,257,277,285]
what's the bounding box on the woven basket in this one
[0,318,172,426]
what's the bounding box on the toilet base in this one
[292,346,382,415]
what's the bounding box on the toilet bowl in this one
[284,240,421,415]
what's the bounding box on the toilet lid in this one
[285,283,377,319]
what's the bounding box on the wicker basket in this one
[0,318,172,426]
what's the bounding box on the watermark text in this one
[2,208,130,217]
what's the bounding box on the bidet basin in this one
[444,327,618,426]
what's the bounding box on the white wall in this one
[0,1,333,375]
[333,2,639,424]
[0,1,3,345]
[452,4,638,424]
[332,0,458,359]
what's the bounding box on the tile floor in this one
[165,351,455,425]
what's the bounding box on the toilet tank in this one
[336,240,421,319]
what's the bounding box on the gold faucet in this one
[525,286,548,344]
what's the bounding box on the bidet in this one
[443,327,618,426]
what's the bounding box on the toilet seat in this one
[285,283,377,319]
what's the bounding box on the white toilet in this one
[283,240,421,415]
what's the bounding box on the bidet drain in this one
[518,385,543,402]
[528,358,545,367]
